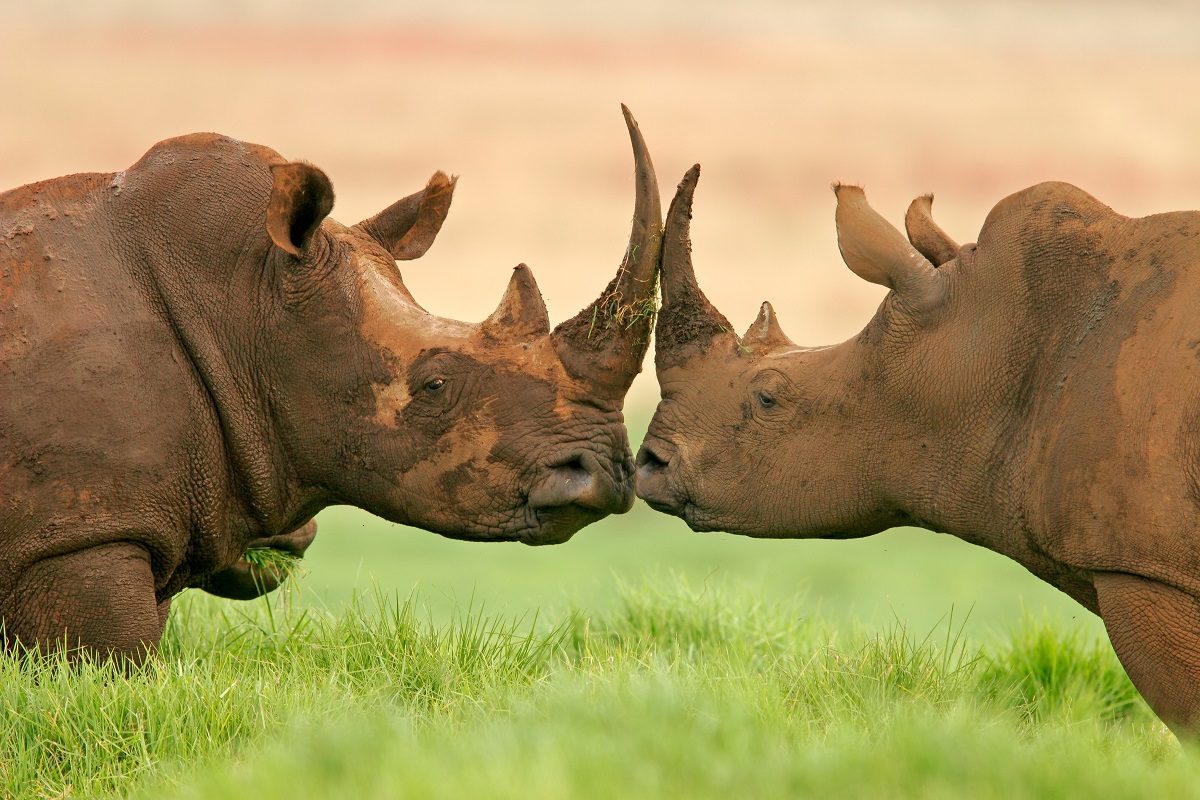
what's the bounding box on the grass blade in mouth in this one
[242,547,305,578]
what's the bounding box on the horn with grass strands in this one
[551,105,663,399]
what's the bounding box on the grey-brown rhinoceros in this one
[0,106,663,663]
[637,165,1200,732]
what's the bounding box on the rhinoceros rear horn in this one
[741,301,794,352]
[355,171,457,261]
[480,264,550,340]
[833,184,946,312]
[654,165,736,370]
[267,162,335,257]
[905,194,959,267]
[551,105,663,399]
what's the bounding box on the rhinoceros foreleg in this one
[4,541,163,665]
[1095,571,1200,734]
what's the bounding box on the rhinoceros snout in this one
[528,450,633,516]
[634,441,683,515]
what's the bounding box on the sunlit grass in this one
[0,578,1188,799]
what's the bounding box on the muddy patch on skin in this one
[654,277,734,370]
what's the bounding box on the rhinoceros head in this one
[636,166,957,537]
[262,108,661,545]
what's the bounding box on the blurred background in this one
[5,0,1199,640]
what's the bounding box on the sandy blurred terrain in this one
[4,2,1200,409]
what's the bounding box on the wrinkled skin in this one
[639,166,1200,733]
[1,107,662,663]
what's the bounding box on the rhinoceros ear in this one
[267,162,335,257]
[904,194,959,267]
[355,172,457,261]
[833,183,946,312]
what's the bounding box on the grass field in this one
[2,578,1191,799]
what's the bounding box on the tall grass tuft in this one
[977,615,1148,726]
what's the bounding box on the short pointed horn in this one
[480,264,550,340]
[552,105,663,398]
[741,301,794,352]
[905,194,959,266]
[655,165,735,370]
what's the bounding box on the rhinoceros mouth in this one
[680,505,723,533]
[520,504,609,546]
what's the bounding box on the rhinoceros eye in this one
[755,390,776,409]
[424,378,446,393]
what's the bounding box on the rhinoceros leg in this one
[4,541,163,665]
[1095,571,1200,734]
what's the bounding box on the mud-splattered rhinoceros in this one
[637,165,1200,732]
[0,107,662,663]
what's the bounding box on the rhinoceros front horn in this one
[654,165,736,371]
[551,105,663,399]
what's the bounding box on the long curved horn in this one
[552,105,662,398]
[655,165,736,370]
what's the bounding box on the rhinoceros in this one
[0,106,662,663]
[637,164,1200,731]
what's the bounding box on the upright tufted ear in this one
[266,162,335,257]
[833,183,946,312]
[355,172,457,261]
[905,193,959,267]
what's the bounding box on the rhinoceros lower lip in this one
[521,504,607,546]
[642,496,683,516]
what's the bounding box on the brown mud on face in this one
[0,107,662,663]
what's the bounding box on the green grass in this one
[241,546,304,579]
[0,580,1191,800]
[302,505,1104,643]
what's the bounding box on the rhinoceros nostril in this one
[528,451,630,514]
[549,452,589,476]
[635,444,670,472]
[634,441,686,515]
